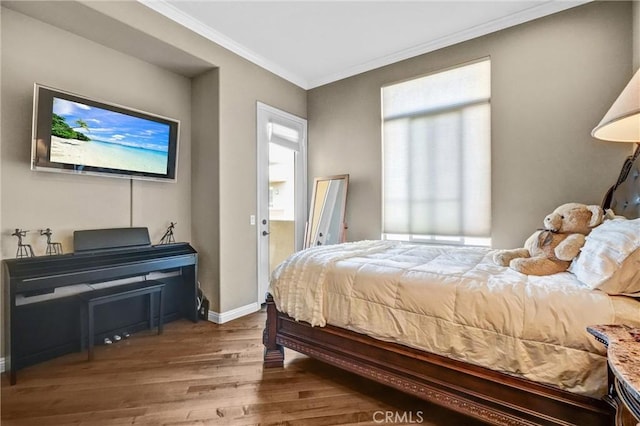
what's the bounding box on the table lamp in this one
[592,68,640,207]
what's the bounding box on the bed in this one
[263,153,640,425]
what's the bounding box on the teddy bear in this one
[493,203,604,276]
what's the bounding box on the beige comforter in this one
[269,240,640,397]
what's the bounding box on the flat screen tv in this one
[31,84,179,182]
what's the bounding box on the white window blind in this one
[382,59,491,245]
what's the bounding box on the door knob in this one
[262,231,270,236]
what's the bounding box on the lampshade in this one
[592,68,640,142]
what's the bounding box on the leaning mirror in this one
[304,174,349,249]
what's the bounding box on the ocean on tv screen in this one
[50,98,169,174]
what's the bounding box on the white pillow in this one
[569,218,640,294]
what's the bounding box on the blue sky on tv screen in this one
[52,98,171,153]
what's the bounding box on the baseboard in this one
[208,302,260,324]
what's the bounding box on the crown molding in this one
[307,0,592,88]
[138,0,310,89]
[140,0,590,90]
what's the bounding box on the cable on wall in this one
[130,179,134,227]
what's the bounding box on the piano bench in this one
[79,280,165,361]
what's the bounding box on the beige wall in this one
[191,69,221,311]
[307,1,633,249]
[634,0,640,71]
[1,0,307,318]
[1,7,193,256]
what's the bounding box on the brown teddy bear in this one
[493,203,604,276]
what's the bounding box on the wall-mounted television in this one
[31,84,179,182]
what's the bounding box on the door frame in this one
[256,102,307,304]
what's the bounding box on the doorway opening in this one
[256,103,307,303]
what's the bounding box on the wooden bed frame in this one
[264,295,612,425]
[263,145,640,426]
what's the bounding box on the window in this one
[382,59,491,246]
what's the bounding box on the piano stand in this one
[79,280,165,361]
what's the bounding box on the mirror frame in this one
[304,174,349,249]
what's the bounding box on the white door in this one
[257,102,307,303]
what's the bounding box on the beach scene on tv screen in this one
[49,97,171,175]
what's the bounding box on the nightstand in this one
[588,325,640,426]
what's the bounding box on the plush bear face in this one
[543,203,603,235]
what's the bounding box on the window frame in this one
[381,58,492,246]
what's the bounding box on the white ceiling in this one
[141,1,590,89]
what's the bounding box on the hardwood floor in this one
[1,310,484,425]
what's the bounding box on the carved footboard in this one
[263,293,285,368]
[263,294,614,426]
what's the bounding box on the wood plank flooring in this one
[1,310,484,425]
